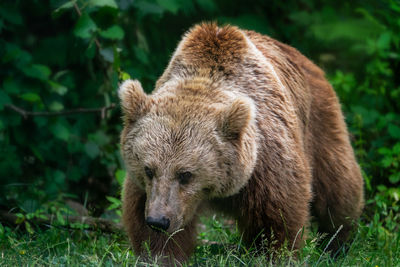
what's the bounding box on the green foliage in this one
[326,2,400,196]
[0,0,399,261]
[1,0,127,213]
[105,169,124,219]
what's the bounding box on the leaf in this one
[48,81,68,95]
[15,213,25,224]
[106,196,121,210]
[54,0,76,13]
[3,79,20,94]
[389,173,400,184]
[156,0,180,14]
[393,143,400,154]
[310,18,383,43]
[73,13,97,39]
[30,146,44,162]
[377,185,387,192]
[0,91,11,110]
[21,64,51,81]
[0,6,23,25]
[84,141,100,159]
[119,70,131,81]
[121,70,134,83]
[20,93,41,103]
[90,130,110,146]
[106,196,121,204]
[25,221,34,234]
[70,222,89,229]
[49,101,64,111]
[50,122,70,141]
[21,199,39,213]
[100,47,114,62]
[382,157,393,168]
[378,147,392,155]
[134,1,163,16]
[115,169,125,186]
[100,25,125,40]
[54,170,66,185]
[377,32,391,50]
[196,0,217,12]
[3,43,31,64]
[56,211,66,225]
[388,124,400,139]
[107,203,120,210]
[37,214,48,220]
[89,0,118,9]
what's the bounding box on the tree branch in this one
[5,103,116,119]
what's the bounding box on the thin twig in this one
[5,103,116,119]
[94,38,102,50]
[73,2,82,16]
[73,2,101,50]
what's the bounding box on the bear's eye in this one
[177,171,192,185]
[144,166,154,179]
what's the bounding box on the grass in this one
[1,211,399,267]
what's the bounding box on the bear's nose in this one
[145,216,170,232]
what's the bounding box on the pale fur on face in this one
[119,79,258,231]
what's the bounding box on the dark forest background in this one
[0,0,399,230]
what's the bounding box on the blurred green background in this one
[0,0,399,223]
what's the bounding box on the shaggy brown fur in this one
[119,23,364,265]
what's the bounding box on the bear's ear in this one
[118,79,150,123]
[219,98,254,141]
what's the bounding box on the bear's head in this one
[119,79,258,233]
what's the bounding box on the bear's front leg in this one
[122,177,197,264]
[233,166,312,253]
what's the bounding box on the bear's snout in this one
[145,216,170,232]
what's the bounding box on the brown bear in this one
[119,23,364,264]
